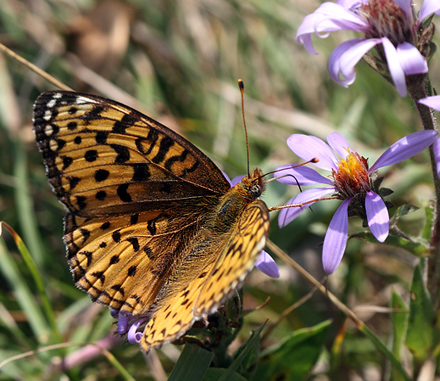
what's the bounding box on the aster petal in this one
[287,134,338,171]
[278,187,335,228]
[127,320,144,344]
[110,310,119,319]
[275,164,333,186]
[222,171,232,186]
[296,3,368,54]
[255,250,280,278]
[337,0,365,9]
[329,38,381,87]
[370,130,438,172]
[327,132,353,158]
[382,37,407,96]
[419,0,440,22]
[222,172,245,188]
[396,42,428,75]
[116,313,130,334]
[322,198,350,275]
[419,95,440,111]
[433,138,440,178]
[365,191,389,242]
[393,0,412,17]
[231,175,245,187]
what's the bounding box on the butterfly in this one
[33,91,270,352]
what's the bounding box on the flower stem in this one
[408,76,440,304]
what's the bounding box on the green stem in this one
[408,75,440,305]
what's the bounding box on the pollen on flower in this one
[358,0,413,46]
[332,152,371,198]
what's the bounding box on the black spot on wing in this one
[96,131,109,145]
[111,144,130,163]
[152,136,174,164]
[95,169,109,182]
[132,163,150,182]
[117,184,132,202]
[112,112,138,134]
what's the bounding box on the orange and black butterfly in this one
[33,91,270,351]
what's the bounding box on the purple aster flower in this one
[276,130,438,274]
[296,0,439,96]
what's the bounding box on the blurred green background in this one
[0,0,439,379]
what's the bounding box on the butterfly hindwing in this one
[140,200,270,351]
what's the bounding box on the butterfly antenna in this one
[238,79,250,177]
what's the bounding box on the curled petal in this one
[396,42,428,76]
[419,0,440,23]
[419,95,440,111]
[322,198,350,275]
[278,187,335,228]
[327,132,353,158]
[255,251,280,278]
[287,134,338,171]
[329,38,381,87]
[370,130,438,172]
[296,3,368,54]
[275,165,333,186]
[127,319,146,344]
[365,191,389,242]
[382,37,407,96]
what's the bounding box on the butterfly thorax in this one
[213,168,265,234]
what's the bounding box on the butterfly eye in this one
[250,184,261,198]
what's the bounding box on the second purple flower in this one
[296,0,440,96]
[275,130,438,274]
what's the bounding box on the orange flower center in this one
[332,151,371,199]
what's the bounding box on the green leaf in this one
[390,291,409,381]
[169,344,214,381]
[350,231,429,257]
[255,320,332,381]
[392,205,419,219]
[391,291,408,360]
[421,204,434,241]
[359,325,410,381]
[204,368,246,381]
[405,265,434,364]
[216,322,265,381]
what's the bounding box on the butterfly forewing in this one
[33,91,230,216]
[33,90,270,351]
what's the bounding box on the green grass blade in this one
[169,344,214,381]
[13,140,45,268]
[1,222,62,343]
[0,238,49,343]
